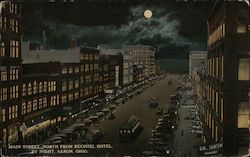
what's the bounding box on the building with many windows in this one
[123,45,156,78]
[0,1,22,147]
[189,51,207,79]
[21,44,103,136]
[21,62,61,138]
[201,1,249,156]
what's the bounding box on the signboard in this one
[199,143,223,156]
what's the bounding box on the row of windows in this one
[62,80,79,91]
[80,53,99,61]
[0,88,7,101]
[10,18,19,33]
[21,96,56,115]
[0,66,19,81]
[207,55,224,80]
[10,85,18,99]
[23,81,56,96]
[208,23,225,46]
[10,40,19,58]
[205,84,224,122]
[61,63,100,75]
[1,105,18,122]
[9,3,19,14]
[208,56,249,81]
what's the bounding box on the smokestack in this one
[69,38,77,49]
[42,30,47,50]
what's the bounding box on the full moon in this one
[144,9,153,19]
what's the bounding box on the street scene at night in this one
[0,0,249,157]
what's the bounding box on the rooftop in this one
[22,41,81,64]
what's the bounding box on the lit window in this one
[33,81,37,94]
[62,67,67,74]
[44,81,47,92]
[0,42,5,57]
[0,66,7,81]
[22,102,26,115]
[237,25,246,33]
[238,101,249,128]
[38,98,43,109]
[33,99,37,111]
[27,101,32,113]
[39,82,43,93]
[62,81,67,91]
[2,109,5,122]
[28,83,32,95]
[238,58,250,80]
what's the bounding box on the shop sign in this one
[199,143,223,156]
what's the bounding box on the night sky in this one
[22,0,216,59]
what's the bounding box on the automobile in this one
[49,136,63,142]
[88,116,99,123]
[62,130,78,141]
[168,79,173,85]
[156,108,163,115]
[127,93,133,99]
[149,97,159,108]
[109,105,117,119]
[101,108,111,116]
[17,150,35,156]
[84,118,93,126]
[121,97,127,104]
[51,140,64,144]
[87,129,104,143]
[95,112,105,119]
[155,125,171,133]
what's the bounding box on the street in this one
[88,75,179,156]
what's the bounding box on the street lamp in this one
[35,125,39,143]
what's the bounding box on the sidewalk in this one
[174,89,202,157]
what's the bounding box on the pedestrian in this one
[181,129,184,136]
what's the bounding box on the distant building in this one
[123,45,156,78]
[122,47,133,86]
[189,51,207,79]
[201,1,249,156]
[133,65,146,83]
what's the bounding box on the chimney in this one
[69,38,77,49]
[42,30,48,50]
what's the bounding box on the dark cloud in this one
[22,1,214,59]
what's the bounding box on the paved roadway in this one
[88,75,180,156]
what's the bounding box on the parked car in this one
[88,116,99,124]
[87,129,104,143]
[149,97,159,108]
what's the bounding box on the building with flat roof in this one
[189,51,207,79]
[123,45,156,78]
[200,1,250,156]
[0,1,22,147]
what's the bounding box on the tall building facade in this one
[203,1,249,156]
[189,51,207,79]
[0,1,22,147]
[123,45,156,78]
[122,47,133,86]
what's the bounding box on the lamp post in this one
[35,125,39,143]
